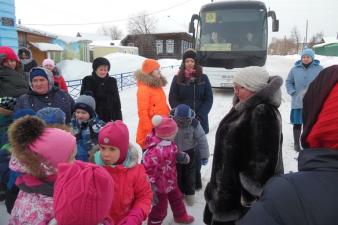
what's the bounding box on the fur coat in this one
[204,76,284,224]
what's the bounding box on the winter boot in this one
[174,214,195,224]
[293,125,302,152]
[184,194,195,206]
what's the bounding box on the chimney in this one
[76,32,82,37]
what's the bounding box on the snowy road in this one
[1,55,337,224]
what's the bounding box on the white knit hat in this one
[233,66,269,92]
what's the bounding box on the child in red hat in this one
[94,120,152,225]
[143,115,194,225]
[135,59,170,149]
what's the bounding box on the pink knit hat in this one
[152,115,178,140]
[42,58,55,68]
[98,120,129,164]
[54,161,114,225]
[28,128,76,167]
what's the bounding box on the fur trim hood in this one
[233,76,283,112]
[135,69,167,88]
[95,143,140,168]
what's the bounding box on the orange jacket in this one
[135,70,170,149]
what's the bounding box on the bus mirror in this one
[272,20,279,32]
[189,14,199,33]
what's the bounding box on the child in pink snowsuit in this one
[143,115,194,225]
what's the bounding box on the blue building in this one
[0,0,18,52]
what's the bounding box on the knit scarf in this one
[15,173,57,197]
[184,69,196,80]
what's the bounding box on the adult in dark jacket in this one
[204,67,284,225]
[0,46,29,98]
[18,47,38,79]
[80,57,122,122]
[14,67,74,123]
[169,49,213,190]
[240,65,338,225]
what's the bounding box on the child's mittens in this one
[176,151,190,165]
[201,158,209,166]
[117,208,144,225]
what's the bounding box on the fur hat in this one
[142,59,160,74]
[92,57,110,72]
[152,115,178,140]
[182,48,197,62]
[9,116,76,169]
[54,161,114,225]
[36,107,66,125]
[233,66,269,92]
[301,48,315,60]
[74,95,96,118]
[0,46,19,63]
[42,58,55,68]
[0,97,16,111]
[12,108,36,120]
[98,120,129,165]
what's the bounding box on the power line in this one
[23,0,194,26]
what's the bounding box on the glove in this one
[201,158,208,166]
[117,208,144,225]
[176,151,190,165]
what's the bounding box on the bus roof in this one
[201,1,267,12]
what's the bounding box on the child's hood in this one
[94,143,139,169]
[134,69,167,88]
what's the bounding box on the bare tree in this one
[290,26,302,53]
[97,25,123,40]
[268,36,296,55]
[127,11,157,34]
[308,31,324,47]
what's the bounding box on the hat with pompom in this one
[152,115,178,140]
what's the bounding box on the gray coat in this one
[175,119,209,159]
[285,60,323,109]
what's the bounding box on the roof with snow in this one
[76,33,112,42]
[56,35,91,44]
[30,42,63,51]
[89,40,122,47]
[17,25,57,38]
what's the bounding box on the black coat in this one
[169,74,213,134]
[204,76,284,224]
[80,73,122,122]
[0,65,29,97]
[240,149,338,225]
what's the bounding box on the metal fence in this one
[65,65,180,99]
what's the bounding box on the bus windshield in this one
[197,8,267,52]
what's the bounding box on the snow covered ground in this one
[1,54,338,224]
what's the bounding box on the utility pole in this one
[305,19,308,47]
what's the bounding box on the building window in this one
[166,39,174,54]
[128,43,134,47]
[156,40,163,54]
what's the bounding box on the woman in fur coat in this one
[135,59,170,149]
[204,66,284,225]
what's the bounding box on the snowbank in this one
[58,53,182,81]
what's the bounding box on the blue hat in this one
[301,48,315,60]
[30,67,49,82]
[174,104,194,118]
[36,107,66,125]
[12,108,36,120]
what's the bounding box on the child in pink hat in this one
[51,160,115,225]
[94,120,152,225]
[143,115,194,225]
[7,116,76,225]
[42,58,68,93]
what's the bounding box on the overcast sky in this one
[15,0,338,42]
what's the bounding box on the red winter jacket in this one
[53,75,68,93]
[94,145,153,224]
